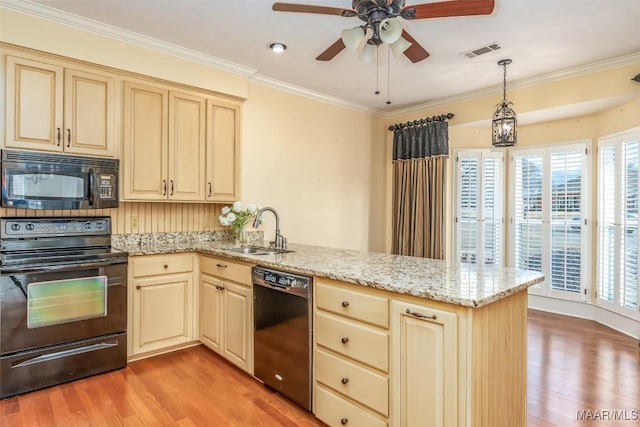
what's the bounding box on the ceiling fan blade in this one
[402,0,495,20]
[400,30,430,63]
[316,39,346,61]
[273,2,357,17]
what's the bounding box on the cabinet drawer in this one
[132,253,194,277]
[316,349,388,416]
[315,384,387,427]
[199,255,252,285]
[316,311,388,372]
[316,279,389,328]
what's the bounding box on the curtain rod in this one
[388,113,455,131]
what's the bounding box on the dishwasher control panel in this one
[252,266,311,297]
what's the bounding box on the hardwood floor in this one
[1,310,638,426]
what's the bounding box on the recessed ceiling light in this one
[269,42,287,53]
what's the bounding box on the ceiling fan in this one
[273,0,495,63]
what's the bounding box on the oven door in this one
[0,260,127,356]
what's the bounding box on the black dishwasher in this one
[252,266,313,411]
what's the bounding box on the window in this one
[510,142,591,300]
[597,129,640,318]
[454,150,504,265]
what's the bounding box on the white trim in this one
[250,75,378,115]
[529,294,640,340]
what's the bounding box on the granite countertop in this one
[114,234,544,308]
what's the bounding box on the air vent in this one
[460,42,501,59]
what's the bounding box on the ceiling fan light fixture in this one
[268,42,287,53]
[390,37,412,56]
[359,42,377,64]
[341,26,366,50]
[379,18,403,44]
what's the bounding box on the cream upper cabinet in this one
[199,255,253,373]
[129,253,196,357]
[123,81,210,201]
[390,300,458,427]
[206,98,240,202]
[5,55,116,157]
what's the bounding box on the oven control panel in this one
[1,217,111,238]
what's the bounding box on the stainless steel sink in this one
[224,246,294,255]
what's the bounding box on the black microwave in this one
[1,150,119,210]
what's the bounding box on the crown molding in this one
[0,0,258,78]
[250,74,379,115]
[385,51,640,119]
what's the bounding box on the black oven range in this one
[0,216,128,398]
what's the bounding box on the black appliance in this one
[253,266,313,411]
[0,216,128,398]
[1,149,119,210]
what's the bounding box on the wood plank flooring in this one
[1,309,638,426]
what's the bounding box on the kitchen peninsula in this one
[116,235,544,427]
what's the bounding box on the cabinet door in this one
[64,68,116,157]
[123,81,168,200]
[200,274,224,353]
[131,272,193,355]
[391,301,457,427]
[5,56,63,151]
[168,91,206,201]
[222,281,252,373]
[205,99,240,202]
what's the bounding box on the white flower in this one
[221,206,231,215]
[247,203,257,213]
[219,215,229,226]
[232,201,243,212]
[226,212,236,223]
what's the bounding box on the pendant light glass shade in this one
[341,26,365,50]
[379,18,403,44]
[492,59,517,147]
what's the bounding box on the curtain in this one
[392,118,449,258]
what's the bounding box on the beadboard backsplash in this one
[0,202,225,235]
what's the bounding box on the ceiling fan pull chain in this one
[386,45,392,105]
[375,47,380,95]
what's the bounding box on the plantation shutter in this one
[598,131,639,314]
[455,151,504,265]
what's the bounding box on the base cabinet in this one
[390,301,458,427]
[129,253,196,357]
[199,256,253,373]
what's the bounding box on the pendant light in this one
[492,59,517,147]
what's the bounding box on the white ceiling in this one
[12,0,640,114]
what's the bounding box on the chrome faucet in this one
[253,207,287,250]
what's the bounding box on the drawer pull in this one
[341,337,349,344]
[341,301,350,308]
[216,285,225,291]
[406,308,437,320]
[341,377,349,385]
[216,263,228,268]
[341,418,349,425]
[163,264,168,269]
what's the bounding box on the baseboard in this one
[528,294,640,340]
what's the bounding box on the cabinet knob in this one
[163,264,168,269]
[341,337,349,344]
[135,285,141,290]
[216,263,228,268]
[341,377,349,385]
[341,301,349,308]
[340,418,349,425]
